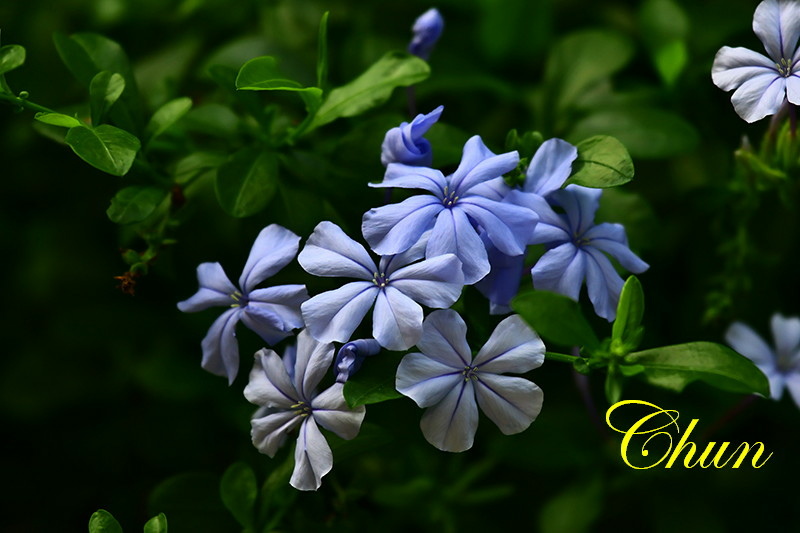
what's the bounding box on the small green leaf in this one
[512,290,600,350]
[343,352,402,409]
[146,97,192,143]
[174,152,226,185]
[0,44,25,75]
[624,342,770,395]
[235,56,313,92]
[34,112,83,128]
[89,71,125,125]
[88,510,123,533]
[258,454,297,531]
[219,462,257,530]
[612,276,644,352]
[107,186,168,224]
[143,514,168,533]
[566,135,634,188]
[215,148,278,217]
[309,51,430,130]
[317,11,330,89]
[653,40,687,86]
[65,124,141,176]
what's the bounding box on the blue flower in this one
[381,105,443,167]
[395,310,545,452]
[528,186,648,321]
[712,0,800,122]
[299,221,464,350]
[334,339,382,383]
[177,224,308,384]
[726,313,800,407]
[244,329,366,491]
[363,135,537,284]
[408,8,444,60]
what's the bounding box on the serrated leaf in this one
[143,513,168,533]
[90,71,125,125]
[107,186,167,224]
[309,51,430,130]
[88,510,123,533]
[612,276,644,351]
[343,352,401,408]
[215,148,278,217]
[146,97,192,143]
[566,135,634,188]
[65,124,141,176]
[624,342,770,395]
[0,44,25,75]
[219,462,257,530]
[34,112,82,128]
[512,290,600,350]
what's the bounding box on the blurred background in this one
[1,0,797,531]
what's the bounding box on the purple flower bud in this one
[408,8,444,60]
[334,339,382,383]
[380,105,443,167]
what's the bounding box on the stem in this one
[791,104,797,138]
[545,351,581,364]
[406,85,417,118]
[0,91,58,115]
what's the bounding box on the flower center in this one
[462,365,478,381]
[292,401,313,417]
[776,57,793,77]
[572,233,591,247]
[230,290,249,307]
[372,271,389,288]
[442,185,459,208]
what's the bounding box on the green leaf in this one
[89,71,125,125]
[146,97,193,143]
[143,514,168,533]
[219,462,257,530]
[0,44,25,75]
[624,342,770,395]
[566,135,634,188]
[215,148,278,217]
[343,352,402,408]
[148,472,236,533]
[258,454,297,531]
[88,510,123,533]
[65,124,141,176]
[316,11,330,89]
[611,276,644,352]
[235,56,315,92]
[107,186,168,224]
[653,40,688,87]
[512,290,600,350]
[568,108,699,159]
[174,151,226,185]
[34,112,82,128]
[310,51,430,130]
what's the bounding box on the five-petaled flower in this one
[408,8,444,60]
[712,0,800,122]
[177,224,308,384]
[299,221,464,350]
[363,135,538,285]
[244,329,366,491]
[726,313,800,408]
[396,310,545,452]
[381,105,443,167]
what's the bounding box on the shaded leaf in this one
[317,11,330,89]
[89,71,125,125]
[343,352,402,408]
[88,510,123,533]
[215,147,278,217]
[566,135,634,188]
[143,514,168,533]
[219,462,257,530]
[512,290,600,350]
[34,112,82,128]
[611,276,644,352]
[65,124,141,176]
[0,44,25,76]
[236,56,316,92]
[107,186,168,224]
[146,97,193,143]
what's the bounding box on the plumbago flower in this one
[712,0,800,122]
[396,310,545,452]
[726,313,800,407]
[408,8,444,60]
[177,225,308,384]
[299,221,464,350]
[334,338,382,383]
[244,329,366,491]
[363,136,538,284]
[476,138,578,313]
[381,105,443,167]
[528,185,648,321]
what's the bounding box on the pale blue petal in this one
[504,190,570,244]
[240,304,292,345]
[787,74,800,104]
[427,207,489,285]
[725,321,776,367]
[551,186,602,236]
[753,0,800,61]
[363,195,444,255]
[292,329,335,401]
[299,221,376,280]
[474,243,525,314]
[731,72,785,123]
[374,163,447,195]
[380,106,444,167]
[311,383,366,439]
[712,46,777,91]
[334,339,381,383]
[523,138,578,196]
[251,410,302,458]
[409,8,444,60]
[373,287,424,350]
[784,373,800,408]
[474,373,543,435]
[239,224,301,293]
[200,307,242,384]
[291,418,332,491]
[459,196,537,256]
[468,176,511,201]
[389,253,464,308]
[584,247,625,321]
[473,315,545,373]
[396,352,463,407]
[177,262,236,312]
[420,380,478,452]
[416,309,472,367]
[244,347,299,407]
[301,282,378,343]
[247,285,308,332]
[770,313,800,360]
[531,243,585,301]
[584,223,649,273]
[449,136,519,194]
[766,369,786,400]
[379,229,431,275]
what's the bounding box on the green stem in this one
[0,91,58,115]
[545,351,581,364]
